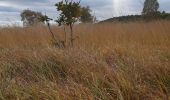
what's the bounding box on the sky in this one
[0,0,170,26]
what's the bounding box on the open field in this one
[0,21,170,100]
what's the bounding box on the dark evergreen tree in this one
[142,0,159,15]
[80,6,95,23]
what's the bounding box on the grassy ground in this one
[0,21,170,100]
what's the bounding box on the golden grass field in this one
[0,21,170,100]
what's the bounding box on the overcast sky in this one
[0,0,170,25]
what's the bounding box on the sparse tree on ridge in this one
[142,0,159,15]
[21,9,44,26]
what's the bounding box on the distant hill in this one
[100,12,170,23]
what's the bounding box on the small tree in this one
[39,15,55,40]
[142,0,159,15]
[21,9,44,26]
[40,15,66,48]
[80,6,95,23]
[55,0,82,47]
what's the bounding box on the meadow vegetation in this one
[0,21,170,99]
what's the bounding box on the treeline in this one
[101,12,170,23]
[20,6,96,27]
[101,0,170,23]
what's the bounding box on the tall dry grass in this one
[0,21,170,100]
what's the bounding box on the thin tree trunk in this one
[63,25,67,45]
[47,22,55,41]
[69,24,74,47]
